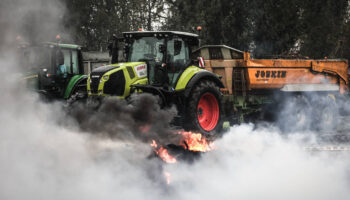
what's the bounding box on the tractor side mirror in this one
[109,37,119,64]
[123,45,129,59]
[174,39,182,56]
[159,44,166,53]
[124,45,129,54]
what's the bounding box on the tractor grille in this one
[90,76,101,93]
[104,70,125,96]
[90,66,119,93]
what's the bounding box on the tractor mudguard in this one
[131,84,174,107]
[184,71,224,97]
[64,75,88,99]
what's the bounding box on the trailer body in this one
[194,45,349,124]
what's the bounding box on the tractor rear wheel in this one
[185,80,223,136]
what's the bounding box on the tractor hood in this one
[88,62,148,98]
[22,72,39,90]
[90,65,120,78]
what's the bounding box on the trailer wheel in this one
[185,80,223,136]
[315,95,338,131]
[279,95,312,132]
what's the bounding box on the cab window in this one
[166,38,190,87]
[62,49,71,73]
[128,37,165,85]
[72,50,79,74]
[61,49,79,75]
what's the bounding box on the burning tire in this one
[185,80,223,136]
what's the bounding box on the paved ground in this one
[302,116,350,151]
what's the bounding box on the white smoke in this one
[0,77,164,199]
[166,125,350,200]
[2,89,350,200]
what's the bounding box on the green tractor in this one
[19,41,88,101]
[87,31,224,134]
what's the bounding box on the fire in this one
[157,147,177,163]
[148,132,215,185]
[150,139,157,148]
[150,140,177,163]
[179,131,215,152]
[149,131,215,164]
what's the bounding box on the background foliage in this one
[2,0,350,59]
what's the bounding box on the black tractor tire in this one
[184,80,223,137]
[66,88,87,106]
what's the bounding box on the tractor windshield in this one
[128,37,165,84]
[19,46,51,73]
[128,37,164,63]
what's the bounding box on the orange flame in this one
[179,131,215,152]
[149,131,215,164]
[150,139,157,148]
[150,140,177,163]
[157,147,177,163]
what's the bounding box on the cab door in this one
[55,48,80,96]
[166,38,191,88]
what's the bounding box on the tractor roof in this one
[18,42,81,50]
[43,42,81,50]
[123,31,198,39]
[193,45,243,54]
[123,31,199,46]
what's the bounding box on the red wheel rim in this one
[197,92,219,131]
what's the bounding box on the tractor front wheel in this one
[67,87,87,106]
[185,80,223,136]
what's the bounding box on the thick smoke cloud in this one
[68,94,180,146]
[1,0,350,200]
[0,58,167,199]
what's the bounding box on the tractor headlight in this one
[102,75,109,81]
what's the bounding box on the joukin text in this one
[255,70,287,78]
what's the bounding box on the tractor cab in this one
[123,31,199,89]
[19,42,87,99]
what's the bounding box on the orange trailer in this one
[194,45,348,95]
[193,45,349,127]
